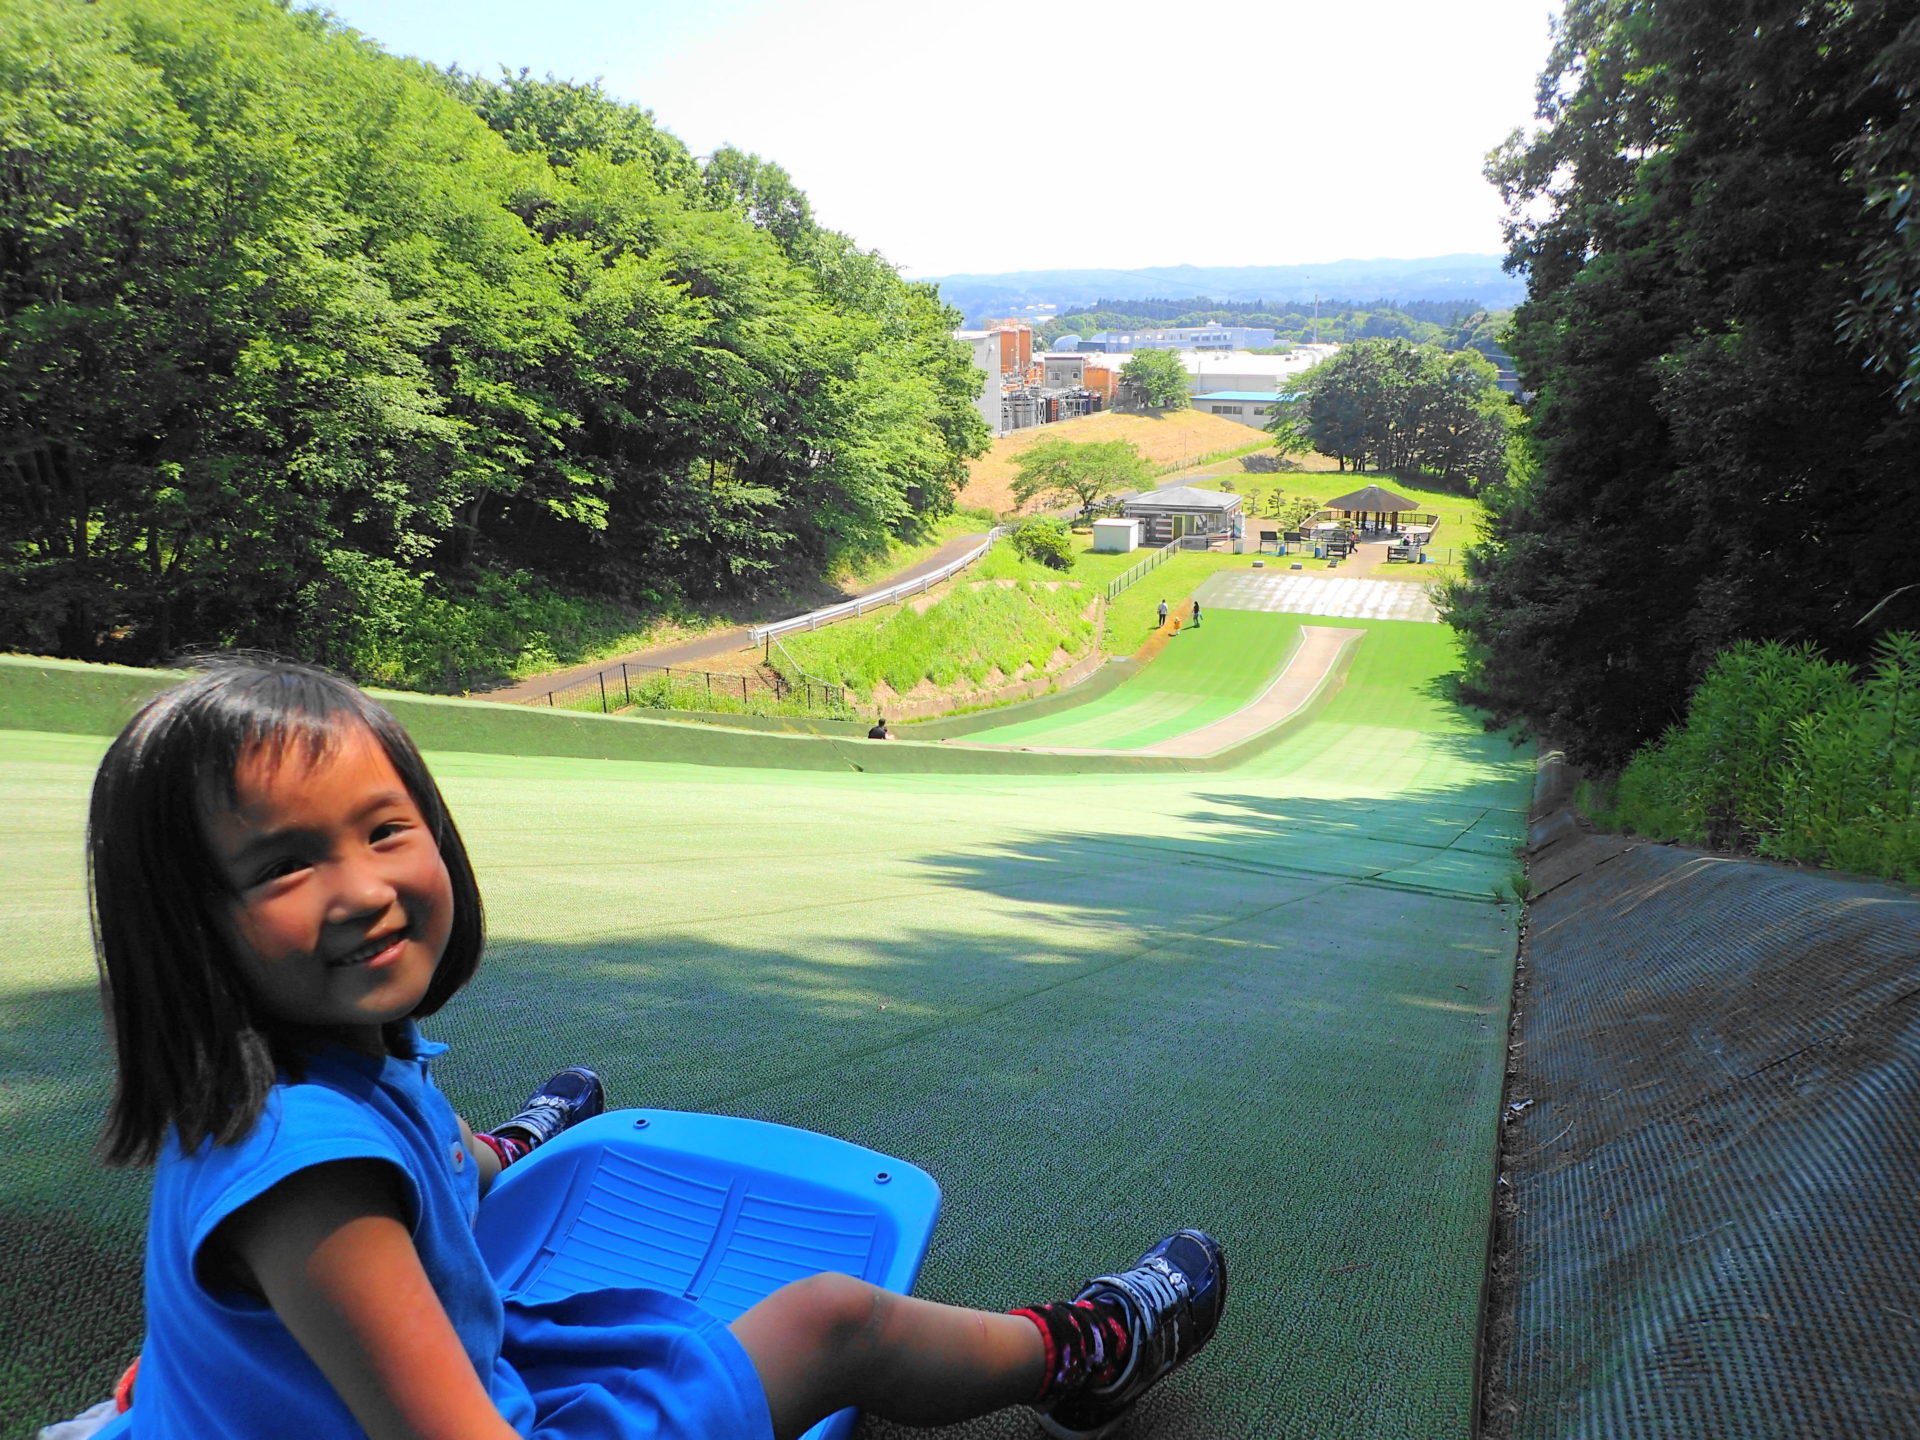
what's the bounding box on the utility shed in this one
[1121,485,1243,546]
[1091,517,1142,553]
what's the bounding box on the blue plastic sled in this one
[77,1110,941,1440]
[474,1109,943,1440]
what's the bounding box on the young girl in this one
[89,658,1226,1440]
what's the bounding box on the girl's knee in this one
[781,1271,891,1350]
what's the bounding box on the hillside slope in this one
[959,410,1270,514]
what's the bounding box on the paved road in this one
[485,531,992,702]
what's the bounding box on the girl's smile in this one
[205,725,454,1054]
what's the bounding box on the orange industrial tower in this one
[1081,363,1118,402]
[982,320,1033,376]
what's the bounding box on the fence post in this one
[598,672,607,713]
[741,675,748,703]
[621,664,630,705]
[546,691,554,707]
[704,672,712,702]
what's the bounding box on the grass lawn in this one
[1102,550,1249,653]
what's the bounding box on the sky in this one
[311,0,1562,279]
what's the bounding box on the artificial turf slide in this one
[958,610,1306,751]
[0,622,1531,1439]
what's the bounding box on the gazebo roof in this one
[1323,483,1418,512]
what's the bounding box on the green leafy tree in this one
[0,0,989,680]
[1008,438,1152,518]
[1119,348,1191,409]
[1281,339,1512,484]
[1449,0,1920,767]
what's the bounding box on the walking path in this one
[486,531,991,703]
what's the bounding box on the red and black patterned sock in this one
[1010,1297,1134,1402]
[473,1130,533,1169]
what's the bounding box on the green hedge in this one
[1593,633,1920,881]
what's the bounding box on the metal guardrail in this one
[749,527,1006,645]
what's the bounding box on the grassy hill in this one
[959,411,1273,514]
[772,579,1098,702]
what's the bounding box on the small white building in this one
[1091,517,1142,553]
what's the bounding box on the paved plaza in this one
[1196,569,1442,623]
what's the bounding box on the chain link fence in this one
[527,660,852,718]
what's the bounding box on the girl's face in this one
[203,725,454,1056]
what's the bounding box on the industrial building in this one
[1192,390,1286,426]
[1078,321,1276,352]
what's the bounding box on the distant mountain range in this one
[919,255,1526,324]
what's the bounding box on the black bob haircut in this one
[88,656,485,1166]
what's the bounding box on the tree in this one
[1008,439,1153,519]
[1119,349,1190,409]
[0,0,990,682]
[1837,21,1920,410]
[1278,339,1512,484]
[1448,0,1920,767]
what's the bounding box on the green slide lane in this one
[961,610,1306,750]
[2,628,1531,1440]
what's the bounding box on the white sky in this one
[312,0,1560,279]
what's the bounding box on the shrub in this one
[301,553,646,693]
[1009,517,1076,571]
[1602,632,1920,882]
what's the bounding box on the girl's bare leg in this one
[730,1272,1045,1440]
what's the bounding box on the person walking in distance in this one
[1157,599,1169,628]
[1191,600,1202,630]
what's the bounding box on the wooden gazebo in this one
[1319,484,1427,535]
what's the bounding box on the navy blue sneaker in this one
[1038,1229,1228,1439]
[496,1067,606,1148]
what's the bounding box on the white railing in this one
[749,527,1006,645]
